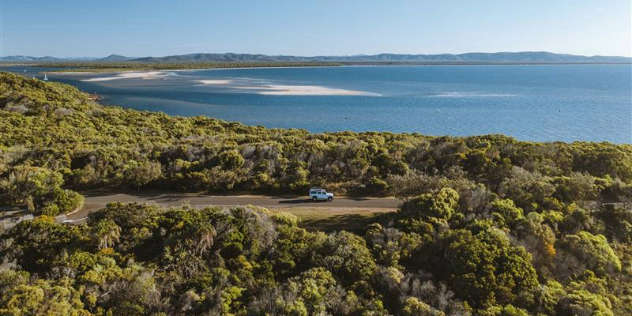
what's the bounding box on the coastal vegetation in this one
[1,71,631,314]
[33,61,554,73]
[31,60,632,73]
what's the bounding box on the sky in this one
[1,0,631,58]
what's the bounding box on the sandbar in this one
[197,79,234,85]
[82,71,167,82]
[196,79,379,96]
[255,85,379,96]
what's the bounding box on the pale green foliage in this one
[558,231,621,276]
[320,231,378,283]
[0,165,83,215]
[92,219,122,250]
[401,188,459,221]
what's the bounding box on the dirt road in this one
[64,191,402,224]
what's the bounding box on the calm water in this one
[7,65,632,143]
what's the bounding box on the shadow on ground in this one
[300,213,385,233]
[279,199,326,204]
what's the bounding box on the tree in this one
[92,219,122,250]
[498,166,555,211]
[121,159,162,189]
[401,297,444,316]
[557,231,621,277]
[489,199,524,228]
[439,228,539,309]
[0,165,83,215]
[266,268,359,315]
[557,290,614,316]
[190,221,216,256]
[0,273,89,316]
[320,231,377,284]
[597,204,632,243]
[400,188,459,222]
[553,172,598,203]
[217,150,245,170]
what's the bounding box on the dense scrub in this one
[1,197,631,315]
[1,72,631,215]
[0,71,632,314]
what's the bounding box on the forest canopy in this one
[1,71,631,315]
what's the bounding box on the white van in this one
[309,188,334,202]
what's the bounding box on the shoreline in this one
[51,64,350,75]
[39,61,632,75]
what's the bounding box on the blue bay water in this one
[10,65,632,143]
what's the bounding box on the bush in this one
[557,231,621,276]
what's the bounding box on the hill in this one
[0,72,631,315]
[99,54,135,61]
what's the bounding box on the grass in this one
[267,207,393,232]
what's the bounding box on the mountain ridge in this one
[1,51,630,63]
[132,51,632,63]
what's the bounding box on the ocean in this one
[6,64,632,143]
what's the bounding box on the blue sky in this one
[1,0,630,57]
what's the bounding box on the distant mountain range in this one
[1,52,630,63]
[0,54,136,62]
[134,52,632,63]
[0,55,95,62]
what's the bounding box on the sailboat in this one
[43,73,49,81]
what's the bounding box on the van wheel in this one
[328,197,333,202]
[312,196,317,202]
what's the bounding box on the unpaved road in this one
[64,191,401,222]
